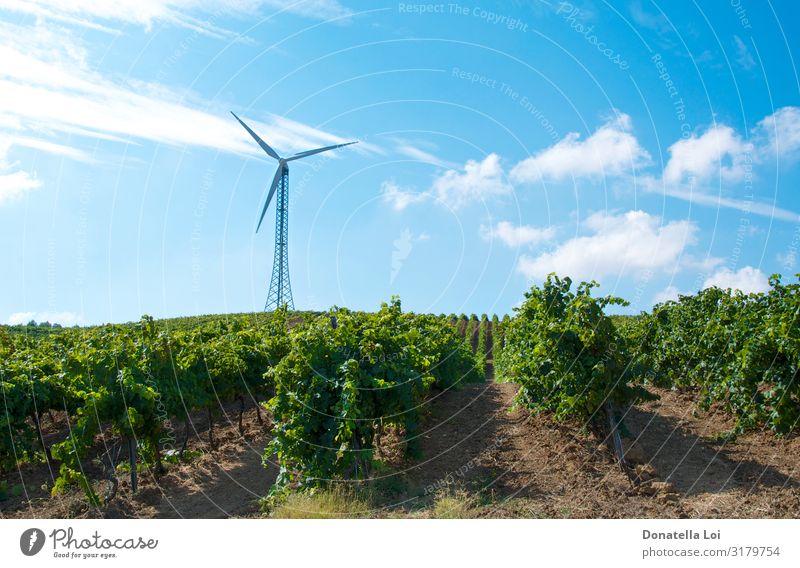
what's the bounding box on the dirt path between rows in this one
[406,379,800,518]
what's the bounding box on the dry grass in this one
[269,486,373,519]
[431,490,478,519]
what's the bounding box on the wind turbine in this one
[231,112,358,311]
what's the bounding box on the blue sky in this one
[1,0,799,325]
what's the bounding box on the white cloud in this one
[0,169,42,204]
[510,113,651,183]
[382,154,512,211]
[432,153,511,208]
[517,210,696,281]
[733,35,755,71]
[702,266,770,294]
[508,106,800,222]
[652,285,680,305]
[381,180,428,211]
[662,124,753,184]
[7,311,85,326]
[0,138,42,204]
[480,221,555,248]
[641,108,800,222]
[659,106,800,188]
[754,106,800,160]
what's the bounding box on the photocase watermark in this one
[556,2,630,71]
[451,67,560,141]
[139,367,178,454]
[20,528,46,556]
[155,4,231,83]
[730,0,753,30]
[191,168,213,298]
[721,150,756,275]
[47,237,57,311]
[391,228,429,284]
[423,435,507,495]
[337,344,408,365]
[630,269,654,310]
[451,67,498,89]
[778,224,800,273]
[651,53,693,138]
[288,131,373,217]
[397,2,446,14]
[74,173,92,291]
[19,526,158,559]
[449,4,528,31]
[398,3,528,32]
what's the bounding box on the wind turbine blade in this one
[285,141,358,161]
[231,112,281,160]
[256,165,284,233]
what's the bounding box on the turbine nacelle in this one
[231,111,358,233]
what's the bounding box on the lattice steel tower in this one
[231,112,357,311]
[265,165,292,310]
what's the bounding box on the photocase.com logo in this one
[390,228,429,284]
[20,528,46,556]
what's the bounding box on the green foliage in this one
[0,310,291,500]
[266,298,480,493]
[497,274,654,423]
[625,274,800,434]
[465,317,477,350]
[476,318,487,378]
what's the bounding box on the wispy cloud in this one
[381,180,429,211]
[733,35,756,71]
[392,139,458,168]
[640,178,800,222]
[11,136,97,163]
[0,17,371,197]
[480,220,555,248]
[0,0,353,39]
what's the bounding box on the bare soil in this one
[399,382,800,518]
[1,406,275,519]
[3,378,799,518]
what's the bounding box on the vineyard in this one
[1,274,799,518]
